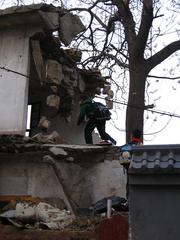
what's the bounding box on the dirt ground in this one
[0,224,98,240]
[0,213,128,240]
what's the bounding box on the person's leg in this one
[96,120,116,145]
[84,119,96,144]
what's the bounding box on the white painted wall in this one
[0,155,126,208]
[89,160,126,202]
[0,28,30,134]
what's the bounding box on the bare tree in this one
[67,0,180,141]
[2,0,180,142]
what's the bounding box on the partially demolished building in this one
[0,3,108,143]
[0,3,126,221]
[1,4,178,240]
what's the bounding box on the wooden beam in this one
[31,39,45,83]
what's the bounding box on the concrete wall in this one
[87,160,126,203]
[0,27,42,135]
[129,175,180,240]
[0,154,126,208]
[47,100,101,144]
[48,100,86,144]
[0,28,30,134]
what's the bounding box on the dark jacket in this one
[77,99,95,125]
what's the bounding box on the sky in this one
[106,79,180,146]
[105,54,180,146]
[1,0,180,146]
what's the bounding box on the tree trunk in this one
[126,62,148,142]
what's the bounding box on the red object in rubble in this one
[99,214,128,240]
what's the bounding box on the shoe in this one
[99,140,112,145]
[108,140,116,146]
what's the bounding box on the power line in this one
[1,65,180,119]
[95,95,180,119]
[0,66,29,78]
[96,95,178,137]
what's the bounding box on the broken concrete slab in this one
[0,4,64,30]
[59,12,86,46]
[49,147,68,156]
[32,131,69,144]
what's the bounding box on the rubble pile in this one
[0,199,102,231]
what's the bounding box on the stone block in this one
[46,95,60,109]
[95,87,101,95]
[49,147,67,156]
[38,116,50,130]
[65,48,82,62]
[103,85,111,94]
[50,86,58,93]
[105,97,113,109]
[62,65,74,73]
[46,60,64,85]
[107,89,114,98]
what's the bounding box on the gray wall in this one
[0,153,126,208]
[0,28,30,134]
[129,175,180,240]
[48,101,86,144]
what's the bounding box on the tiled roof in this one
[129,144,180,174]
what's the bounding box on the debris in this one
[0,210,15,218]
[15,202,36,222]
[59,12,86,46]
[0,202,75,230]
[105,97,113,109]
[65,48,82,62]
[46,60,64,85]
[90,196,128,214]
[46,95,60,109]
[32,131,69,144]
[102,85,111,94]
[66,157,74,162]
[49,147,68,156]
[107,89,114,98]
[38,116,50,130]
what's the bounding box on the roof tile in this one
[129,145,180,174]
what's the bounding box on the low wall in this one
[0,149,126,208]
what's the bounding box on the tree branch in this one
[104,52,129,68]
[146,40,180,70]
[112,0,137,56]
[69,7,107,28]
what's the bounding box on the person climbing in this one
[77,95,116,145]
